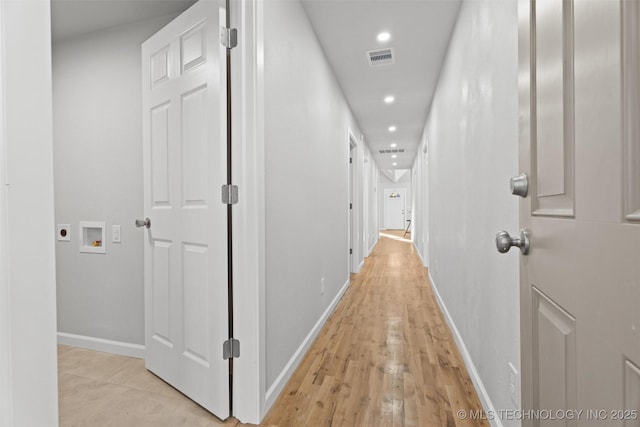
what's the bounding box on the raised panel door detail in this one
[182,243,210,367]
[623,0,640,221]
[142,0,228,417]
[151,102,171,207]
[535,0,565,197]
[152,240,172,348]
[181,21,206,73]
[181,85,208,207]
[151,46,170,88]
[532,286,577,426]
[531,0,575,216]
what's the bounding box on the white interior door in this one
[518,0,640,423]
[383,188,406,229]
[141,0,228,418]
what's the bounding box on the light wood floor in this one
[259,231,487,427]
[58,231,487,427]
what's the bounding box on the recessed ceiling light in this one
[390,143,397,148]
[392,154,397,158]
[377,32,391,42]
[388,126,396,132]
[392,162,397,166]
[384,95,395,104]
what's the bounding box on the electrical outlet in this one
[509,362,520,407]
[112,225,121,243]
[57,224,71,241]
[320,277,325,296]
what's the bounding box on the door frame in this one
[229,0,264,422]
[348,136,356,273]
[0,4,11,421]
[347,128,364,274]
[0,1,59,425]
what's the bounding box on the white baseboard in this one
[57,332,145,359]
[367,238,378,256]
[358,259,365,271]
[264,277,351,414]
[413,242,426,266]
[427,271,503,427]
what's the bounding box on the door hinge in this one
[223,338,240,359]
[349,157,352,164]
[349,203,352,210]
[221,27,238,49]
[349,248,352,255]
[221,184,239,205]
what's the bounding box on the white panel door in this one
[519,0,640,424]
[384,188,406,229]
[141,0,228,418]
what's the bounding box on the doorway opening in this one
[51,0,232,423]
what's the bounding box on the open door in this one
[517,0,640,424]
[141,0,229,418]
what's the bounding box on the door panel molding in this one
[530,0,575,218]
[531,286,577,423]
[623,0,640,221]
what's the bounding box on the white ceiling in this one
[301,0,461,171]
[51,0,196,41]
[51,0,461,171]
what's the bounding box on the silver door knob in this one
[135,218,151,229]
[510,173,529,198]
[496,229,530,255]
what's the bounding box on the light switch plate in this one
[57,224,70,241]
[112,225,121,243]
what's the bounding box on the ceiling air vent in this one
[378,149,405,154]
[367,48,394,67]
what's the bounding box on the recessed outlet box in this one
[57,224,71,242]
[509,362,520,407]
[79,221,106,254]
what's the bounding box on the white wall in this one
[0,1,59,425]
[262,0,365,411]
[412,0,520,425]
[378,171,411,230]
[52,14,179,349]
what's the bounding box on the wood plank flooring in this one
[58,231,488,427]
[259,231,487,427]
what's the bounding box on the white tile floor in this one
[57,345,239,427]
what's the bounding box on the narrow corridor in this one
[261,231,487,426]
[57,231,488,426]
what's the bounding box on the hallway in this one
[58,231,487,426]
[261,231,487,426]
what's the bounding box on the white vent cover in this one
[378,149,405,154]
[367,48,394,67]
